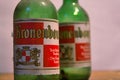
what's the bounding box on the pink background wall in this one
[0,0,120,73]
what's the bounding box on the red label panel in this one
[44,45,59,67]
[76,43,90,61]
[60,26,74,43]
[14,22,44,45]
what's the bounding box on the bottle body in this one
[58,0,91,80]
[13,0,59,80]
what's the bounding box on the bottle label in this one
[60,22,90,67]
[14,19,59,75]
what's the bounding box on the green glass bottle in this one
[58,0,91,80]
[13,0,59,80]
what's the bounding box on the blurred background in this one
[0,0,120,73]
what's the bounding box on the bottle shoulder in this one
[14,0,57,20]
[58,3,89,23]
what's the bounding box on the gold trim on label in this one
[15,68,59,70]
[14,18,58,22]
[60,22,89,25]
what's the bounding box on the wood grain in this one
[0,71,120,80]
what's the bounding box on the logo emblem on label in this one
[16,46,40,66]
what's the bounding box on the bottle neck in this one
[63,0,78,4]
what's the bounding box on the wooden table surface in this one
[0,71,120,80]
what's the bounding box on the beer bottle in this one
[13,0,59,80]
[58,0,91,80]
